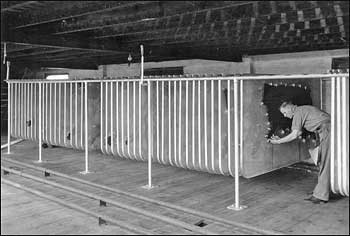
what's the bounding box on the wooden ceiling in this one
[1,1,349,69]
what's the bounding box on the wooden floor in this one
[1,138,349,235]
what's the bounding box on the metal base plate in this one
[79,171,92,175]
[33,160,47,164]
[141,185,158,190]
[227,204,248,211]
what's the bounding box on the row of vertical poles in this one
[330,74,349,196]
[6,81,90,174]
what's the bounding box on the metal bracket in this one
[99,200,107,207]
[141,185,157,190]
[98,217,107,226]
[227,204,248,211]
[44,171,50,177]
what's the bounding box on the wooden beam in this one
[12,1,158,30]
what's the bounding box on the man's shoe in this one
[304,196,328,204]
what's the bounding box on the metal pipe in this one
[147,80,153,188]
[116,82,121,157]
[168,81,173,166]
[81,82,84,150]
[336,76,344,196]
[240,80,243,170]
[59,85,66,146]
[14,84,17,138]
[121,81,125,157]
[30,83,33,140]
[26,83,29,139]
[140,45,144,85]
[139,81,142,160]
[330,76,335,193]
[198,80,202,170]
[211,79,215,172]
[341,76,348,196]
[33,83,36,140]
[127,81,131,159]
[218,79,224,174]
[104,81,110,155]
[111,82,114,155]
[320,79,323,109]
[54,83,57,144]
[227,80,233,176]
[192,81,195,169]
[70,83,73,148]
[75,83,78,149]
[178,80,184,168]
[185,80,189,168]
[38,83,42,162]
[84,82,89,173]
[174,80,178,166]
[204,80,208,171]
[161,81,165,164]
[1,139,23,149]
[6,61,11,154]
[156,81,160,163]
[133,81,137,159]
[58,83,61,143]
[49,83,52,144]
[6,73,350,83]
[23,83,26,139]
[21,83,24,138]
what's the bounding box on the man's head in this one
[279,101,296,119]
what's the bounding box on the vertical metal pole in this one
[111,82,114,155]
[218,79,224,174]
[133,81,137,159]
[198,80,202,170]
[174,80,178,166]
[100,82,105,154]
[58,83,61,143]
[178,80,184,168]
[49,83,52,144]
[116,82,121,157]
[240,80,243,170]
[161,81,165,164]
[38,83,42,162]
[227,78,246,211]
[204,80,208,171]
[6,61,11,154]
[142,80,155,190]
[14,83,17,138]
[156,80,160,162]
[185,80,189,168]
[168,81,173,166]
[127,81,131,158]
[330,76,335,193]
[336,76,344,196]
[320,79,323,109]
[75,83,78,149]
[211,79,215,172]
[30,83,33,140]
[121,81,125,157]
[227,80,233,176]
[81,82,84,149]
[64,83,66,145]
[192,81,195,168]
[70,83,73,148]
[104,81,109,155]
[80,82,89,174]
[139,81,142,160]
[140,45,144,85]
[54,83,57,144]
[46,83,48,143]
[341,76,348,196]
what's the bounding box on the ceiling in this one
[1,1,349,69]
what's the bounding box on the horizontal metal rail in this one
[1,157,283,235]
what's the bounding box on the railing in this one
[5,71,349,211]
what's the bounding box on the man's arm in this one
[268,129,302,144]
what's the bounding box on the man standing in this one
[268,101,331,204]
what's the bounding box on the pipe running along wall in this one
[6,73,349,196]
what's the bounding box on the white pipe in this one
[336,76,344,196]
[192,81,195,168]
[211,79,215,172]
[330,76,335,193]
[127,81,131,159]
[111,82,114,155]
[156,81,160,163]
[14,84,17,138]
[21,84,24,138]
[121,81,125,157]
[50,83,52,144]
[198,80,202,170]
[174,81,178,166]
[116,82,121,157]
[185,80,189,168]
[234,78,239,208]
[218,79,224,174]
[38,83,42,162]
[33,84,36,140]
[168,81,173,166]
[54,83,57,145]
[133,81,137,159]
[84,82,89,173]
[140,45,144,85]
[75,83,78,149]
[320,79,323,109]
[161,81,165,164]
[341,76,348,196]
[80,82,84,149]
[63,84,67,145]
[58,83,61,143]
[240,80,243,170]
[6,61,11,154]
[204,80,208,171]
[178,80,184,168]
[6,73,350,83]
[147,80,152,188]
[139,81,142,160]
[104,81,108,154]
[70,83,73,148]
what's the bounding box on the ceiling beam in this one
[7,48,71,59]
[1,1,40,13]
[12,1,158,30]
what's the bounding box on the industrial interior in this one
[1,1,349,235]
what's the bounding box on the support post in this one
[80,82,90,175]
[142,80,156,190]
[140,45,144,85]
[227,78,247,211]
[6,61,11,154]
[38,83,42,163]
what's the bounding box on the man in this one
[268,101,331,204]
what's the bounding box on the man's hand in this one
[267,134,280,144]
